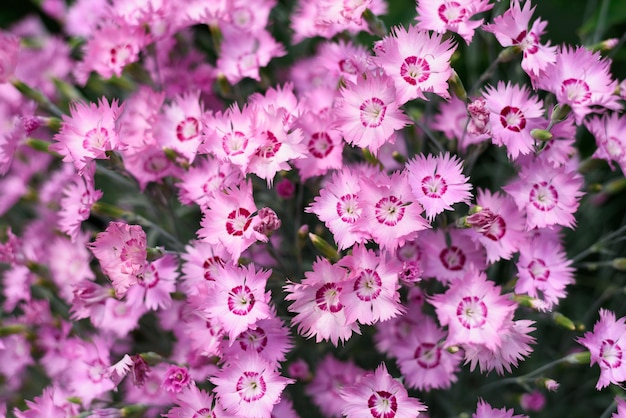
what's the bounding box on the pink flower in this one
[577,309,626,390]
[420,228,486,284]
[284,257,359,345]
[515,231,574,310]
[154,91,206,165]
[126,254,178,311]
[306,355,365,418]
[356,171,430,252]
[164,382,221,418]
[197,180,267,261]
[177,157,243,208]
[338,244,404,325]
[613,397,626,418]
[340,363,427,418]
[473,399,528,418]
[336,71,409,154]
[74,22,148,84]
[406,152,473,220]
[415,0,493,44]
[373,25,456,104]
[0,31,20,83]
[431,96,489,150]
[483,82,544,160]
[221,317,293,366]
[50,97,125,174]
[307,168,369,250]
[210,353,294,418]
[586,113,626,175]
[180,240,233,294]
[483,0,556,78]
[58,170,103,243]
[201,263,272,342]
[536,46,620,123]
[466,190,528,263]
[394,313,462,390]
[429,268,517,351]
[293,113,344,181]
[504,159,584,230]
[161,365,191,393]
[519,390,546,412]
[89,222,147,297]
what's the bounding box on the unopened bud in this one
[530,128,553,142]
[362,8,387,38]
[398,260,422,283]
[497,46,520,63]
[146,247,164,262]
[611,258,626,271]
[552,312,576,331]
[309,233,340,262]
[449,70,467,101]
[447,345,460,354]
[567,351,591,365]
[254,207,281,237]
[536,378,560,392]
[551,104,571,123]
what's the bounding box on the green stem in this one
[11,79,64,118]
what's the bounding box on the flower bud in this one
[254,207,281,237]
[309,233,339,262]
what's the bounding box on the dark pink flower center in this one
[238,327,268,353]
[354,269,382,301]
[202,256,225,281]
[527,259,550,282]
[315,283,343,313]
[176,117,200,141]
[360,97,387,128]
[109,44,133,66]
[400,56,430,85]
[438,1,467,24]
[138,263,159,288]
[529,181,558,211]
[339,58,358,75]
[375,195,406,226]
[87,359,106,383]
[227,285,255,316]
[561,78,591,104]
[336,193,360,223]
[603,136,625,159]
[499,106,526,132]
[415,342,442,369]
[192,408,215,418]
[421,174,448,198]
[367,390,398,418]
[84,126,110,150]
[255,131,281,159]
[439,246,466,271]
[456,296,488,329]
[222,131,248,156]
[225,207,252,236]
[600,339,623,368]
[308,132,334,158]
[236,371,267,402]
[514,30,539,54]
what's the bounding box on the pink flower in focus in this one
[221,317,293,366]
[536,46,620,123]
[0,31,19,83]
[51,97,124,174]
[285,257,359,345]
[356,171,430,253]
[164,382,222,418]
[429,268,517,351]
[89,222,147,298]
[126,254,178,311]
[340,363,427,418]
[373,25,456,104]
[578,309,626,390]
[198,180,267,261]
[473,399,528,418]
[406,152,472,220]
[483,0,556,78]
[483,82,544,160]
[210,353,294,418]
[504,159,584,230]
[202,263,272,342]
[336,71,409,154]
[415,0,493,44]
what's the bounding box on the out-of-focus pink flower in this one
[0,31,19,83]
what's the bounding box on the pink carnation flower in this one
[415,0,493,44]
[51,97,124,174]
[336,71,409,154]
[210,353,294,418]
[406,152,472,220]
[578,309,626,390]
[201,263,272,342]
[429,268,517,351]
[58,170,103,242]
[536,46,620,123]
[483,82,544,160]
[483,0,556,79]
[373,25,456,104]
[586,113,626,175]
[126,254,179,311]
[613,398,626,418]
[340,363,427,418]
[504,159,584,230]
[0,31,20,83]
[89,222,147,298]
